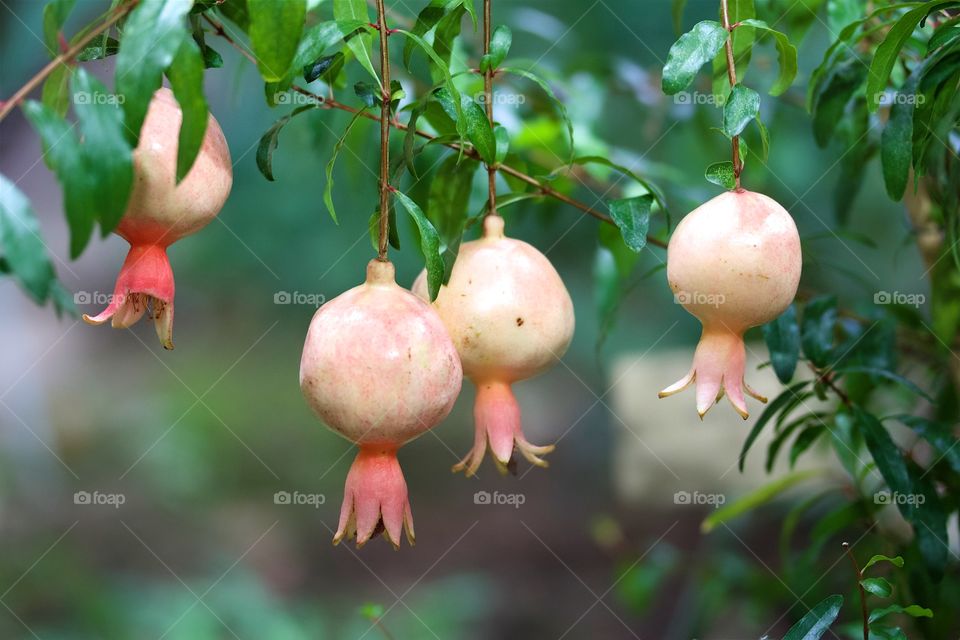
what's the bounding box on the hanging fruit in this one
[658,190,802,418]
[413,214,575,475]
[83,88,232,349]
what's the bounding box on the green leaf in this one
[738,19,799,96]
[801,295,837,368]
[403,0,447,69]
[811,57,865,147]
[723,84,760,137]
[70,69,134,237]
[868,604,933,623]
[866,1,960,111]
[662,21,729,95]
[701,469,816,533]
[494,125,509,164]
[480,25,511,72]
[115,0,193,145]
[304,52,345,83]
[671,0,687,34]
[831,366,933,402]
[433,87,494,164]
[783,595,843,640]
[789,425,825,467]
[705,161,736,189]
[891,414,960,473]
[500,66,576,163]
[860,577,893,597]
[607,196,652,253]
[256,105,315,182]
[755,113,770,160]
[293,20,366,81]
[738,381,810,471]
[77,36,120,62]
[335,0,381,89]
[323,108,368,223]
[21,101,93,257]
[249,0,305,82]
[0,174,56,302]
[762,304,800,383]
[427,155,478,282]
[711,0,754,97]
[167,36,208,183]
[41,65,72,117]
[354,81,379,107]
[862,554,905,571]
[856,408,914,519]
[42,0,75,57]
[393,190,444,300]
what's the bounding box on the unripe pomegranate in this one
[413,215,575,476]
[300,259,462,548]
[83,88,232,349]
[659,189,802,418]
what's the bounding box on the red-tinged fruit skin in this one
[412,215,575,475]
[83,87,232,348]
[659,189,802,419]
[300,259,462,548]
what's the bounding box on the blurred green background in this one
[1,1,951,638]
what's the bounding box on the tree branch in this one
[720,0,743,190]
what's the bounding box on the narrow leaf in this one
[662,21,729,95]
[249,0,305,82]
[0,174,56,302]
[167,36,209,183]
[783,595,843,640]
[393,190,444,300]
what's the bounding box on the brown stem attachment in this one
[203,15,667,250]
[842,542,869,640]
[376,0,391,261]
[720,0,743,190]
[0,0,138,123]
[483,0,497,217]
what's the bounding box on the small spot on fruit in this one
[516,317,524,326]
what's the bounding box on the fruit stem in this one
[483,0,497,218]
[376,0,392,261]
[720,0,743,190]
[0,0,138,123]
[842,542,869,640]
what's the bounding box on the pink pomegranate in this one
[659,189,802,418]
[83,87,232,349]
[413,215,575,476]
[300,259,462,548]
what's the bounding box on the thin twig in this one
[842,542,869,640]
[0,0,138,122]
[375,0,391,261]
[719,0,743,190]
[483,0,497,218]
[204,14,667,249]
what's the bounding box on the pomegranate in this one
[412,215,575,476]
[658,189,802,418]
[83,88,232,349]
[300,259,462,548]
